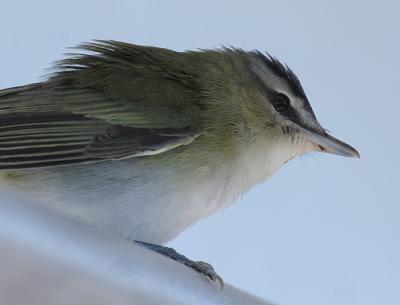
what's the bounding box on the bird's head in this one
[243,51,359,160]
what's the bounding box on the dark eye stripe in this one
[263,86,303,124]
[281,104,302,123]
[250,67,310,127]
[249,51,317,119]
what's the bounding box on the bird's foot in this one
[135,240,224,289]
[188,260,224,289]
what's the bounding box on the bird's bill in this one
[301,127,360,158]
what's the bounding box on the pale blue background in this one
[0,1,398,305]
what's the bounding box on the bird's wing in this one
[0,41,203,169]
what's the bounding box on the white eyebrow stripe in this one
[249,54,322,130]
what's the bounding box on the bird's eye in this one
[272,94,290,112]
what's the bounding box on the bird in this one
[0,40,359,287]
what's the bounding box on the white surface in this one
[0,190,271,305]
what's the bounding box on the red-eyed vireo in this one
[0,41,359,286]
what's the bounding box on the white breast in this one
[1,134,313,245]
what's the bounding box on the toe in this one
[194,261,224,290]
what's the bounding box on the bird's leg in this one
[135,240,224,289]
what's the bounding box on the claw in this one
[194,261,224,290]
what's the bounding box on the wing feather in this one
[0,41,203,169]
[0,111,198,169]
